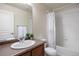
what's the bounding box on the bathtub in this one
[56,46,79,56]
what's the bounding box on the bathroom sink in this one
[11,40,35,49]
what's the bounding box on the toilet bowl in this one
[45,47,56,56]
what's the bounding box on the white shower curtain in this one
[47,12,56,48]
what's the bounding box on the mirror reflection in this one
[0,3,32,41]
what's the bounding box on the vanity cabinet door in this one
[32,44,44,56]
[22,51,31,56]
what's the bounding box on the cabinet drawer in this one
[32,44,44,56]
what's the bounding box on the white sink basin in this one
[11,40,35,49]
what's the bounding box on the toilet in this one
[40,39,56,56]
[45,47,56,56]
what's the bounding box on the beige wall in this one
[0,4,32,37]
[32,4,48,39]
[55,4,79,51]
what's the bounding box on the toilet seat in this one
[45,47,56,56]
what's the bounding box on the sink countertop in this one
[0,40,44,56]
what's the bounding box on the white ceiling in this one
[44,3,72,9]
[6,3,32,11]
[6,3,74,11]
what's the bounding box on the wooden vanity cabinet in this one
[32,44,44,56]
[21,44,44,56]
[0,40,44,56]
[21,51,31,56]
